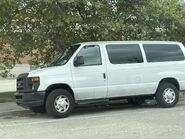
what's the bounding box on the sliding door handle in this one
[103,73,106,79]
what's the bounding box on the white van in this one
[15,41,185,118]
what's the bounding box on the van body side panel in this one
[142,43,185,93]
[104,42,185,97]
[71,66,107,100]
[141,61,185,93]
[106,63,150,97]
[106,60,185,97]
[71,44,107,100]
[104,43,150,97]
[179,81,185,90]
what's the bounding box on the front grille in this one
[17,79,24,91]
[15,95,22,99]
[17,73,32,93]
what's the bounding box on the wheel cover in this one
[54,95,70,113]
[163,88,176,104]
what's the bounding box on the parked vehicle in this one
[15,41,185,118]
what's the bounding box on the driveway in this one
[0,98,185,139]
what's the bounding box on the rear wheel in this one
[46,89,74,118]
[156,83,179,108]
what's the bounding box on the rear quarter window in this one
[143,44,185,62]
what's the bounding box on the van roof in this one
[78,41,181,45]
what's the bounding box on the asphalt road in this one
[0,99,185,139]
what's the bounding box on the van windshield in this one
[49,44,80,67]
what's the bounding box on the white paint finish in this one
[28,64,75,96]
[71,44,107,100]
[71,66,107,100]
[140,61,185,92]
[102,43,154,97]
[179,81,185,90]
[26,41,185,101]
[106,63,147,97]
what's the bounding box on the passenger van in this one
[15,41,185,118]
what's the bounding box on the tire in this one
[46,89,74,118]
[30,106,46,113]
[127,97,145,106]
[156,83,179,108]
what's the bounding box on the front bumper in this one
[15,91,45,108]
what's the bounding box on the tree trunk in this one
[51,27,65,52]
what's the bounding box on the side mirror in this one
[74,56,84,67]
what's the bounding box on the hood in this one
[28,65,69,77]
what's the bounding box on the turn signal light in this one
[31,77,40,82]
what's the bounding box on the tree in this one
[0,0,185,72]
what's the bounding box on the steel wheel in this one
[156,83,179,108]
[163,88,176,103]
[46,89,74,118]
[54,95,70,113]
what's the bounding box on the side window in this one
[106,44,143,64]
[143,44,185,62]
[76,45,102,66]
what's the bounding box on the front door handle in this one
[103,73,106,79]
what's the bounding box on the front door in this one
[71,45,107,100]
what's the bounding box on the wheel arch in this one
[157,77,180,92]
[44,83,75,106]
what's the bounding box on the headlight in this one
[31,77,40,82]
[30,77,40,91]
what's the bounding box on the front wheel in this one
[46,89,74,118]
[156,83,179,108]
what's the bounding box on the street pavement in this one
[0,98,185,139]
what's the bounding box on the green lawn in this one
[0,92,16,103]
[0,76,4,80]
[0,77,15,80]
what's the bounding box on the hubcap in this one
[54,95,70,113]
[163,88,176,104]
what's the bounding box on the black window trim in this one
[106,43,144,65]
[74,45,102,67]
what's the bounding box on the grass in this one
[0,76,4,80]
[0,92,16,103]
[0,77,15,80]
